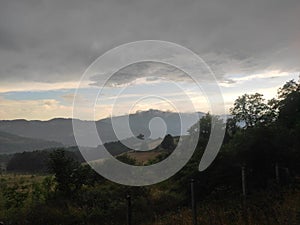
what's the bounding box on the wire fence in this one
[125,163,296,225]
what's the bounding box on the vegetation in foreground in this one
[0,78,299,225]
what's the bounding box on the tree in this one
[6,151,49,172]
[188,112,212,137]
[274,79,300,173]
[161,134,175,150]
[230,93,274,128]
[275,79,300,128]
[269,78,300,119]
[188,112,223,138]
[199,113,212,138]
[223,117,239,143]
[48,149,84,196]
[277,79,299,100]
[278,89,300,128]
[137,133,145,140]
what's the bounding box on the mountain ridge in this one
[0,110,206,149]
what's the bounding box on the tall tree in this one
[48,149,84,196]
[230,93,274,128]
[276,79,300,128]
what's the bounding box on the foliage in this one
[0,79,299,224]
[6,148,84,173]
[230,93,275,128]
[7,151,49,172]
[160,134,175,150]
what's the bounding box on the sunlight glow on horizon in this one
[0,71,299,121]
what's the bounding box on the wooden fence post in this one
[241,165,249,225]
[190,179,198,225]
[126,194,132,225]
[275,162,280,184]
[241,165,247,197]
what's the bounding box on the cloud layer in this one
[0,0,299,120]
[1,0,299,88]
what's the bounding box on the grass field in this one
[149,188,300,225]
[0,173,46,186]
[125,150,165,164]
[0,173,299,225]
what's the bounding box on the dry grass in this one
[149,189,300,225]
[126,150,164,164]
[0,173,45,186]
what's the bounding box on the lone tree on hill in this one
[161,134,175,151]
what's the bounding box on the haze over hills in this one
[0,110,206,148]
[0,131,63,154]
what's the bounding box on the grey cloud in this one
[89,62,189,87]
[0,0,299,85]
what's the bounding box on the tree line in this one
[0,78,299,225]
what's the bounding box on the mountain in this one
[0,110,205,147]
[0,118,76,146]
[0,131,63,154]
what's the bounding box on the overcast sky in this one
[0,0,299,120]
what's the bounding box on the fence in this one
[125,162,293,225]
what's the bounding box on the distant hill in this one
[0,110,205,147]
[0,118,77,146]
[0,131,63,154]
[6,148,85,173]
[3,134,178,172]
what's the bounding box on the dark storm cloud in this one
[0,0,299,85]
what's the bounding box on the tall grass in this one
[150,188,300,225]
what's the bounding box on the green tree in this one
[275,79,300,172]
[188,112,212,137]
[224,117,239,142]
[48,149,85,196]
[230,93,274,128]
[275,79,300,128]
[161,134,175,150]
[277,79,300,100]
[137,133,145,140]
[188,112,224,139]
[269,78,300,119]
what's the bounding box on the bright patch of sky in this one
[0,70,298,120]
